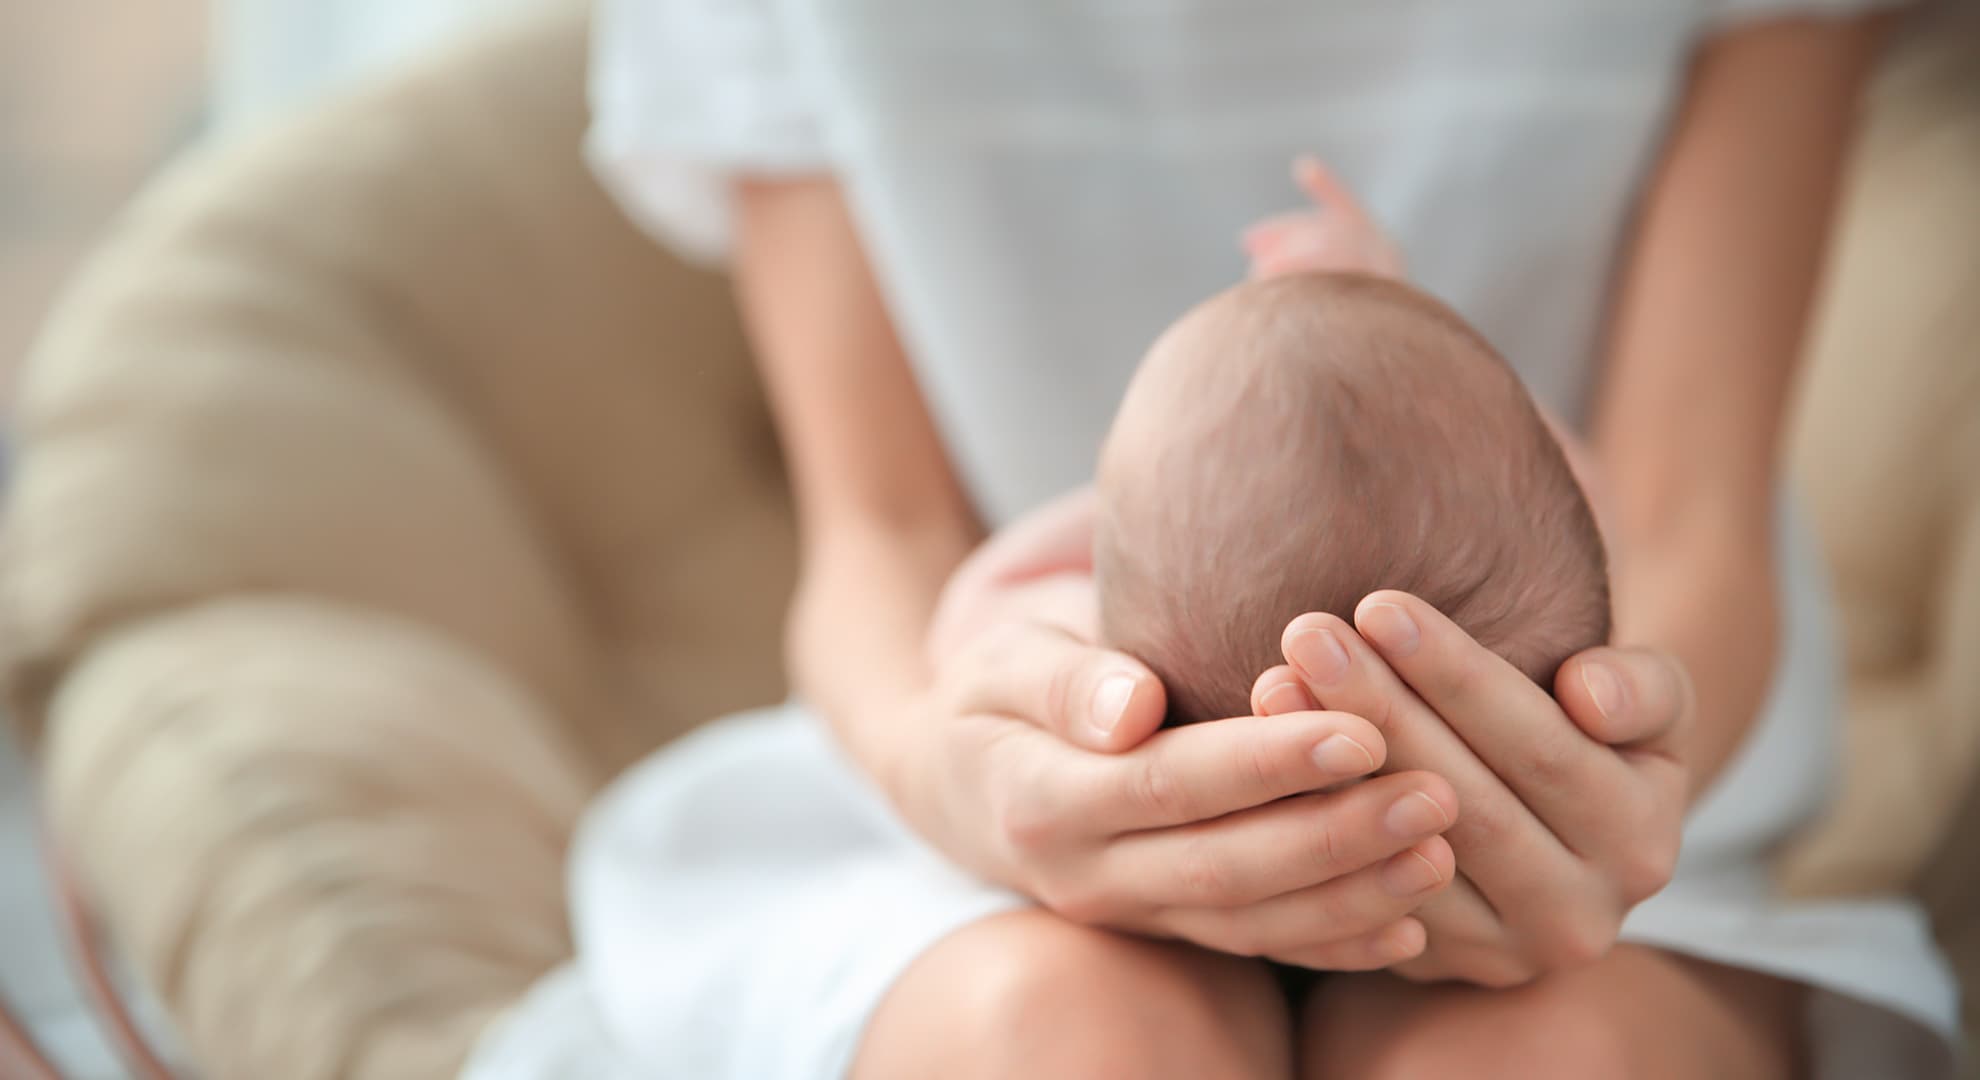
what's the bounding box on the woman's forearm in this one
[732,176,985,786]
[1591,16,1887,787]
[787,518,978,793]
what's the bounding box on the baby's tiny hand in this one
[1242,156,1405,281]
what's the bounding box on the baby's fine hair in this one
[1094,273,1611,726]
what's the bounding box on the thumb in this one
[954,621,1169,752]
[1554,646,1693,754]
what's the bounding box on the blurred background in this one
[1,3,541,1074]
[3,6,205,1074]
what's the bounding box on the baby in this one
[1093,171,1609,724]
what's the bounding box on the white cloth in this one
[469,0,1959,1076]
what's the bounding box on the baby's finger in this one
[1155,836,1451,959]
[1240,213,1312,253]
[1292,155,1360,216]
[1099,771,1455,907]
[1271,918,1429,972]
[1251,665,1317,716]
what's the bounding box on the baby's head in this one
[1094,273,1610,725]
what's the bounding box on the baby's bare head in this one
[1094,273,1609,725]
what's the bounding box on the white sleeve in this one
[1702,0,1909,31]
[586,0,830,263]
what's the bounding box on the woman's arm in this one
[1592,14,1891,788]
[1261,13,1893,983]
[732,176,983,786]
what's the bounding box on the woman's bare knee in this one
[1299,946,1801,1080]
[1301,969,1632,1080]
[854,909,1291,1080]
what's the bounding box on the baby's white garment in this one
[467,0,1959,1075]
[466,711,1026,1080]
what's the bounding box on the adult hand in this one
[896,574,1460,970]
[1251,592,1692,986]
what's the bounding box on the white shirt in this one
[589,0,1889,525]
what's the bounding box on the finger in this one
[1101,771,1455,907]
[1385,876,1543,987]
[1271,917,1428,972]
[1280,612,1590,915]
[1251,665,1317,716]
[1240,213,1311,253]
[1157,835,1452,958]
[1388,941,1540,989]
[1407,876,1507,953]
[953,619,1168,752]
[1553,646,1691,757]
[1075,710,1388,833]
[1250,252,1329,281]
[1292,155,1359,214]
[1290,156,1405,277]
[1350,592,1645,854]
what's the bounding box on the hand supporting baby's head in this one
[1094,273,1610,725]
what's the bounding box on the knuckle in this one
[1437,657,1489,705]
[1174,839,1238,905]
[1454,796,1514,850]
[1357,692,1400,733]
[1538,911,1620,970]
[1474,957,1543,990]
[1524,741,1579,790]
[1045,657,1092,733]
[1129,757,1189,822]
[961,619,1021,671]
[1306,817,1344,877]
[1243,739,1289,793]
[1038,879,1112,926]
[1618,833,1680,902]
[989,780,1057,858]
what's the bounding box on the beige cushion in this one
[1,6,792,1077]
[0,3,1971,1076]
[1780,7,1980,1060]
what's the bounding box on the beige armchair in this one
[1,6,1973,1078]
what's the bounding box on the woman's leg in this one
[1298,945,1805,1080]
[853,909,1293,1080]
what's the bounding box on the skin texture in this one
[731,12,1886,1077]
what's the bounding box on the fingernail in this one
[1385,792,1450,838]
[1381,848,1445,896]
[1090,674,1137,737]
[1312,734,1376,776]
[1258,680,1308,715]
[1581,663,1624,721]
[1289,628,1350,684]
[1361,602,1420,657]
